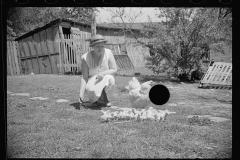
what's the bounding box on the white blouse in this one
[81,48,113,78]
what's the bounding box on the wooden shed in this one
[14,18,150,75]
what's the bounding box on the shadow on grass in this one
[70,102,103,110]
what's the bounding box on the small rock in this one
[30,97,48,100]
[10,93,30,96]
[110,106,119,109]
[72,147,82,151]
[17,104,26,107]
[56,99,69,103]
[168,103,177,107]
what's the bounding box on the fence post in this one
[7,42,13,75]
[12,41,20,75]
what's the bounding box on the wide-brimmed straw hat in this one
[89,34,108,47]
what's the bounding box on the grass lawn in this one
[7,67,232,158]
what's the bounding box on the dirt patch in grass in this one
[7,68,232,158]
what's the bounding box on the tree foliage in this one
[106,7,232,79]
[7,7,97,40]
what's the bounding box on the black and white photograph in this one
[6,7,232,158]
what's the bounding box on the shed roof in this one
[14,18,145,41]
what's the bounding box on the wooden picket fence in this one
[56,34,91,73]
[105,44,134,69]
[7,41,21,75]
[7,36,135,76]
[57,36,134,72]
[199,62,232,89]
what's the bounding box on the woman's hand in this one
[94,73,104,85]
[78,96,84,104]
[96,72,104,81]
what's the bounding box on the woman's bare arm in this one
[79,59,89,100]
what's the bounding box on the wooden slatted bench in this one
[198,62,232,90]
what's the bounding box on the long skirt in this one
[85,74,115,104]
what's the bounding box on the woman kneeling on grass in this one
[79,34,118,107]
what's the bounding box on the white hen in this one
[125,77,155,109]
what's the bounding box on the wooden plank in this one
[31,58,39,74]
[216,63,227,83]
[40,30,52,74]
[21,60,28,75]
[118,55,126,69]
[62,35,67,72]
[7,42,12,75]
[18,42,27,74]
[210,63,228,84]
[211,63,223,83]
[58,39,63,73]
[62,39,68,72]
[66,36,70,72]
[123,56,130,69]
[117,45,121,55]
[120,56,127,69]
[204,63,219,83]
[70,34,76,72]
[52,26,61,74]
[7,50,10,75]
[58,26,65,73]
[7,42,13,75]
[9,41,17,75]
[26,37,39,74]
[71,32,79,71]
[53,26,60,53]
[121,56,129,69]
[200,62,232,86]
[67,35,71,72]
[216,63,228,83]
[201,65,213,82]
[65,35,70,72]
[68,35,72,72]
[39,30,48,55]
[33,33,43,74]
[114,55,123,69]
[59,26,69,73]
[33,33,45,74]
[46,27,55,54]
[119,54,134,69]
[222,65,232,84]
[15,42,23,74]
[45,28,54,74]
[220,64,231,83]
[124,55,132,68]
[46,27,58,74]
[217,64,228,82]
[22,39,33,74]
[12,41,20,75]
[75,40,82,71]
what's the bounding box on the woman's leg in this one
[96,87,110,106]
[96,75,115,106]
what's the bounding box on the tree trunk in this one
[91,11,96,37]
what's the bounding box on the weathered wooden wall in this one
[17,25,61,75]
[7,41,21,75]
[14,20,151,75]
